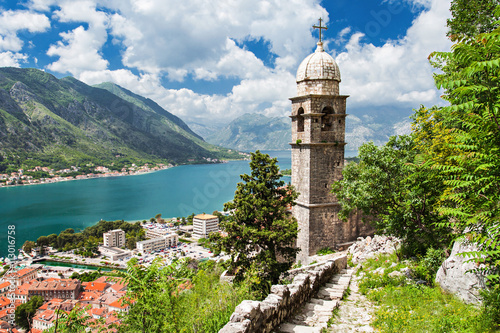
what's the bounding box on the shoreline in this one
[0,164,173,189]
[33,257,126,271]
[0,159,238,189]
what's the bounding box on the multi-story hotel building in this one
[193,214,219,238]
[103,229,126,248]
[136,234,178,254]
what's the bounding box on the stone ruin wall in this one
[219,255,347,333]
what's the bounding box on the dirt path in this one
[327,269,376,332]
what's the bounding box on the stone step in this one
[304,302,337,313]
[324,283,345,289]
[318,288,344,299]
[278,323,322,333]
[309,298,338,307]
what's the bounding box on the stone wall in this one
[219,255,347,333]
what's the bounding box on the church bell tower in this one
[291,19,349,264]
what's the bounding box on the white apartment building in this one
[103,229,126,248]
[193,214,219,238]
[145,228,170,239]
[136,234,178,254]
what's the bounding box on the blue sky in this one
[0,0,452,132]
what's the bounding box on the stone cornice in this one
[294,201,340,208]
[290,94,349,102]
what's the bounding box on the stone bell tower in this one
[291,19,366,264]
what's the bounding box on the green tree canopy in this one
[36,235,49,247]
[15,295,43,330]
[447,0,500,41]
[423,11,500,282]
[332,135,453,256]
[210,150,299,287]
[22,240,36,253]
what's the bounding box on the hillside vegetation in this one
[0,68,240,171]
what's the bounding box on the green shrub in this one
[412,247,446,284]
[317,247,335,256]
[481,285,500,328]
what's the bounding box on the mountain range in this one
[205,113,291,151]
[0,67,240,169]
[198,109,411,154]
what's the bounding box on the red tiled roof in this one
[33,309,56,323]
[84,282,108,292]
[0,309,9,321]
[0,298,9,309]
[0,282,10,290]
[108,297,130,309]
[29,279,79,292]
[15,283,30,295]
[79,291,103,302]
[38,298,63,310]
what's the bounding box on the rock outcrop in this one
[348,235,400,265]
[435,240,486,304]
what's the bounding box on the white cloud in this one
[0,10,50,52]
[47,26,109,74]
[104,0,325,79]
[46,1,109,76]
[335,0,452,109]
[0,51,28,67]
[397,89,436,102]
[17,0,453,127]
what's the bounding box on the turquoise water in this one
[0,151,291,258]
[36,260,119,271]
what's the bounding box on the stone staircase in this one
[276,268,354,333]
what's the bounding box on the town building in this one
[135,234,178,254]
[0,282,10,297]
[290,20,373,264]
[28,279,81,301]
[32,309,56,331]
[145,228,170,239]
[192,214,219,238]
[103,229,126,248]
[14,282,31,304]
[0,297,9,311]
[3,267,39,288]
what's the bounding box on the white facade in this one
[145,228,170,239]
[136,234,178,254]
[103,229,125,248]
[193,214,219,238]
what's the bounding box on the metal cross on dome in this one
[313,18,328,43]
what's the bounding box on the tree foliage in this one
[14,295,43,330]
[332,135,453,256]
[210,151,299,288]
[424,13,500,283]
[22,240,36,253]
[447,0,500,41]
[46,305,104,333]
[117,258,252,332]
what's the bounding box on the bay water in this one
[0,151,292,258]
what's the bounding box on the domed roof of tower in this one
[296,42,341,83]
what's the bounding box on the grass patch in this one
[359,252,497,332]
[317,247,335,256]
[370,285,495,332]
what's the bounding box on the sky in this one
[0,0,452,128]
